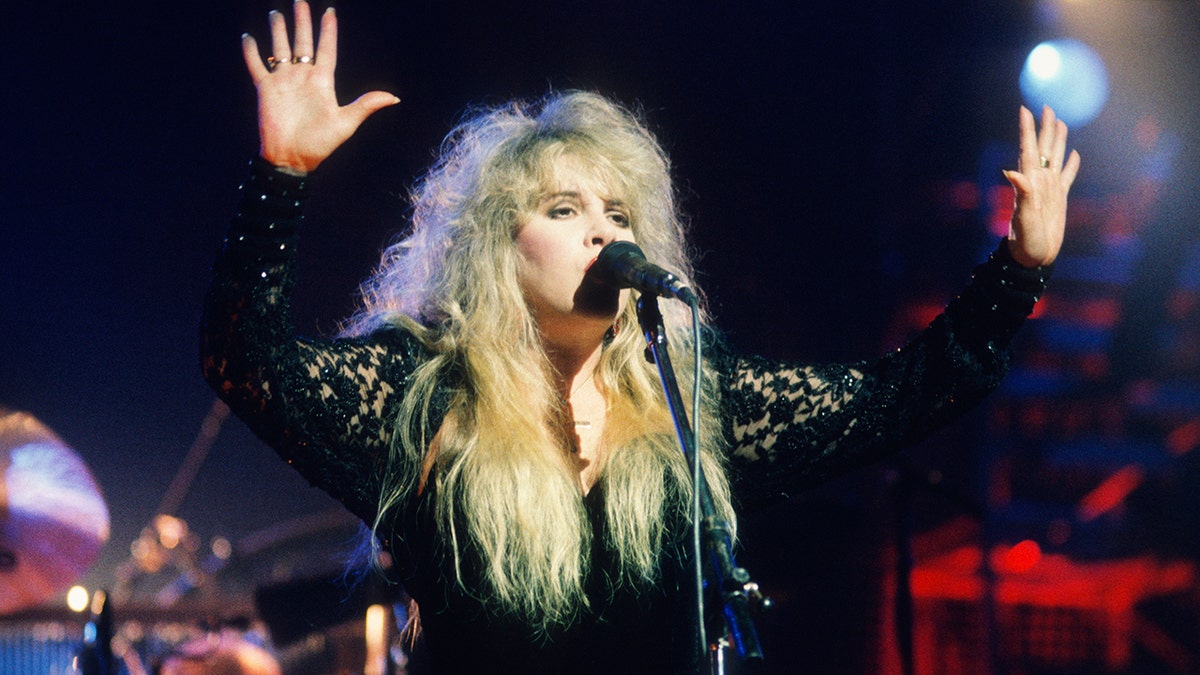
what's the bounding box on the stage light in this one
[993,539,1042,574]
[67,585,90,612]
[1078,464,1145,522]
[365,604,388,675]
[211,536,233,560]
[153,514,187,550]
[1020,39,1108,128]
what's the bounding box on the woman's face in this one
[516,156,637,347]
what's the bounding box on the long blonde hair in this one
[343,91,736,632]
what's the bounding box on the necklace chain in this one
[568,370,597,430]
[569,370,596,398]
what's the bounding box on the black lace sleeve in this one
[721,241,1050,510]
[200,159,426,525]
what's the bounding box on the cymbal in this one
[1,410,110,614]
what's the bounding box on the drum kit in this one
[0,407,396,674]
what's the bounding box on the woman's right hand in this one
[242,1,399,174]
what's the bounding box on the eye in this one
[608,211,631,228]
[547,205,577,219]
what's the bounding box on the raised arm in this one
[723,107,1078,509]
[723,242,1049,508]
[201,4,414,523]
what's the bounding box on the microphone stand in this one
[636,295,767,673]
[78,590,116,675]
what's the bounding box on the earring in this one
[603,318,622,344]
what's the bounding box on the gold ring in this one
[1039,156,1050,168]
[266,56,286,71]
[291,55,314,65]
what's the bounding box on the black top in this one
[201,159,1050,673]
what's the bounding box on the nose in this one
[587,213,631,248]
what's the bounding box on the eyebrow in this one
[538,191,627,209]
[539,191,581,204]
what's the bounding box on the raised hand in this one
[241,1,399,174]
[1002,105,1082,268]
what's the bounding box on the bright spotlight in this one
[1019,39,1108,128]
[1027,44,1061,80]
[67,586,90,613]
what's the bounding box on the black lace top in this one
[201,160,1049,673]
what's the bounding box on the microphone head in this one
[589,241,646,289]
[598,240,646,265]
[589,240,697,304]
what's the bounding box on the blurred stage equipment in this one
[111,399,230,606]
[156,629,282,675]
[256,573,405,675]
[905,518,1197,673]
[0,410,110,614]
[77,589,117,675]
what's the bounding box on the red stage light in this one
[996,539,1042,574]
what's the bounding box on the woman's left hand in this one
[1003,105,1082,268]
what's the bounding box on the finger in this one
[316,7,338,73]
[1003,169,1032,198]
[268,9,292,62]
[242,34,270,83]
[1051,119,1069,168]
[1018,106,1038,173]
[292,1,315,62]
[1060,149,1082,191]
[1038,105,1057,160]
[343,90,402,129]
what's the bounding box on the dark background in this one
[4,0,1199,671]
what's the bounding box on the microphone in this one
[589,241,698,304]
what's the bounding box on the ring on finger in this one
[1038,155,1051,169]
[291,55,314,65]
[267,56,287,71]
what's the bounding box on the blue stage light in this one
[1020,39,1108,128]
